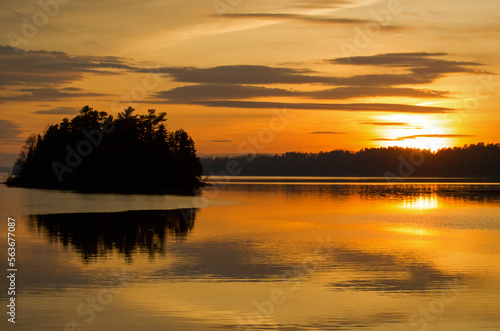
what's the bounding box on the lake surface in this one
[1,177,500,330]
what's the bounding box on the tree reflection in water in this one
[28,209,197,264]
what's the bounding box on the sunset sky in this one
[1,0,499,166]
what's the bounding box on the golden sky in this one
[0,0,499,165]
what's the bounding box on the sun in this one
[371,114,456,152]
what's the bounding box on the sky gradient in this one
[1,0,499,166]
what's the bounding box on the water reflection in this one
[328,246,467,293]
[212,182,500,203]
[5,182,500,331]
[28,209,197,263]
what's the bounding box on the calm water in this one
[0,177,499,330]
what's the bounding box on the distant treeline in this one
[6,106,203,194]
[201,143,500,178]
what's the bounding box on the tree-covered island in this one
[6,106,204,194]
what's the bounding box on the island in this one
[5,106,204,194]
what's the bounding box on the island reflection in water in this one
[28,209,197,263]
[2,181,499,331]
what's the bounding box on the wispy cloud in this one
[310,131,346,134]
[32,107,79,115]
[187,101,452,113]
[157,65,326,85]
[220,13,371,24]
[361,122,410,126]
[154,84,450,102]
[154,84,296,102]
[329,52,486,82]
[372,134,475,141]
[1,88,108,102]
[0,45,136,87]
[292,0,353,9]
[0,119,26,145]
[219,12,405,32]
[308,86,451,99]
[0,45,135,103]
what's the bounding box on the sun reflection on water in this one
[384,226,436,236]
[401,195,439,210]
